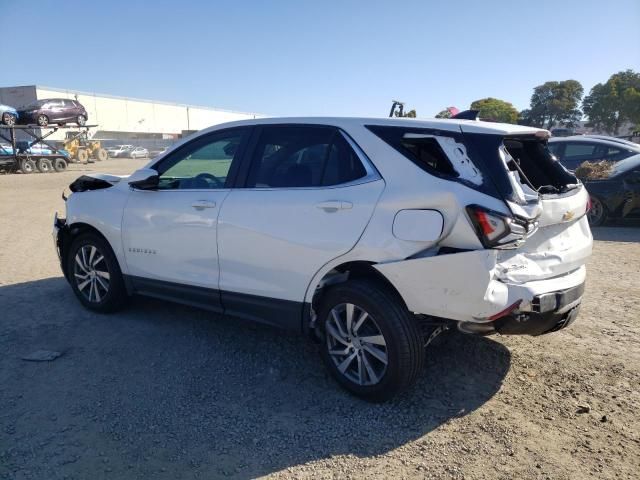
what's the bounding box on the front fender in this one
[66,187,130,274]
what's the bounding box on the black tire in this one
[588,196,607,227]
[2,112,16,126]
[20,159,35,174]
[77,115,87,126]
[36,114,49,127]
[318,279,424,402]
[36,158,53,173]
[66,233,128,313]
[53,157,68,172]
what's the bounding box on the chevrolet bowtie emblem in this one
[562,210,575,221]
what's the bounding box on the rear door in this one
[45,100,64,123]
[217,124,384,329]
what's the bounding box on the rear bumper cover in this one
[493,282,584,335]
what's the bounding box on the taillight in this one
[586,196,592,213]
[466,205,536,249]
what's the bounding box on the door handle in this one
[191,200,217,210]
[315,200,353,212]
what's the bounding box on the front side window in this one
[245,126,367,188]
[155,129,247,190]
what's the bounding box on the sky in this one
[1,0,639,117]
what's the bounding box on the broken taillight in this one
[466,205,536,249]
[586,196,592,213]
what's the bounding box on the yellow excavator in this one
[63,131,107,163]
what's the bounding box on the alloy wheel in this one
[588,197,604,225]
[74,245,111,303]
[37,115,48,126]
[326,303,388,386]
[3,113,16,126]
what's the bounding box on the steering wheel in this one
[193,172,224,188]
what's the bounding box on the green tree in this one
[435,109,452,118]
[518,109,533,126]
[527,80,584,129]
[470,97,519,124]
[583,70,640,134]
[395,109,417,118]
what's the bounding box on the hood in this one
[68,173,124,192]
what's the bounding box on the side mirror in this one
[128,168,159,190]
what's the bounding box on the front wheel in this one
[588,196,607,227]
[77,149,89,163]
[319,279,424,402]
[77,115,87,126]
[66,233,128,312]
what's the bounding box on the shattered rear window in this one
[366,125,484,187]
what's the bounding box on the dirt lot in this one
[1,159,639,480]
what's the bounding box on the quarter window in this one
[245,126,367,188]
[155,129,247,190]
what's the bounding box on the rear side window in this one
[245,126,367,188]
[367,125,459,178]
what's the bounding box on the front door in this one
[122,127,250,311]
[217,125,385,328]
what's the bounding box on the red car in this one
[17,98,88,127]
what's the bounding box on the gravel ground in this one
[1,160,639,480]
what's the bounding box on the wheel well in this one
[309,261,408,331]
[59,223,113,280]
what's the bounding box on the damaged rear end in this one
[371,123,592,336]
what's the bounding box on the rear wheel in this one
[2,112,16,126]
[588,196,607,227]
[66,233,128,313]
[36,114,49,127]
[319,279,424,402]
[53,157,68,172]
[36,158,52,173]
[20,158,35,174]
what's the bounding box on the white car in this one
[129,147,149,159]
[107,145,134,158]
[53,117,592,401]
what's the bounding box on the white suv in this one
[54,117,592,401]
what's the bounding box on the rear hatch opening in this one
[501,135,579,199]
